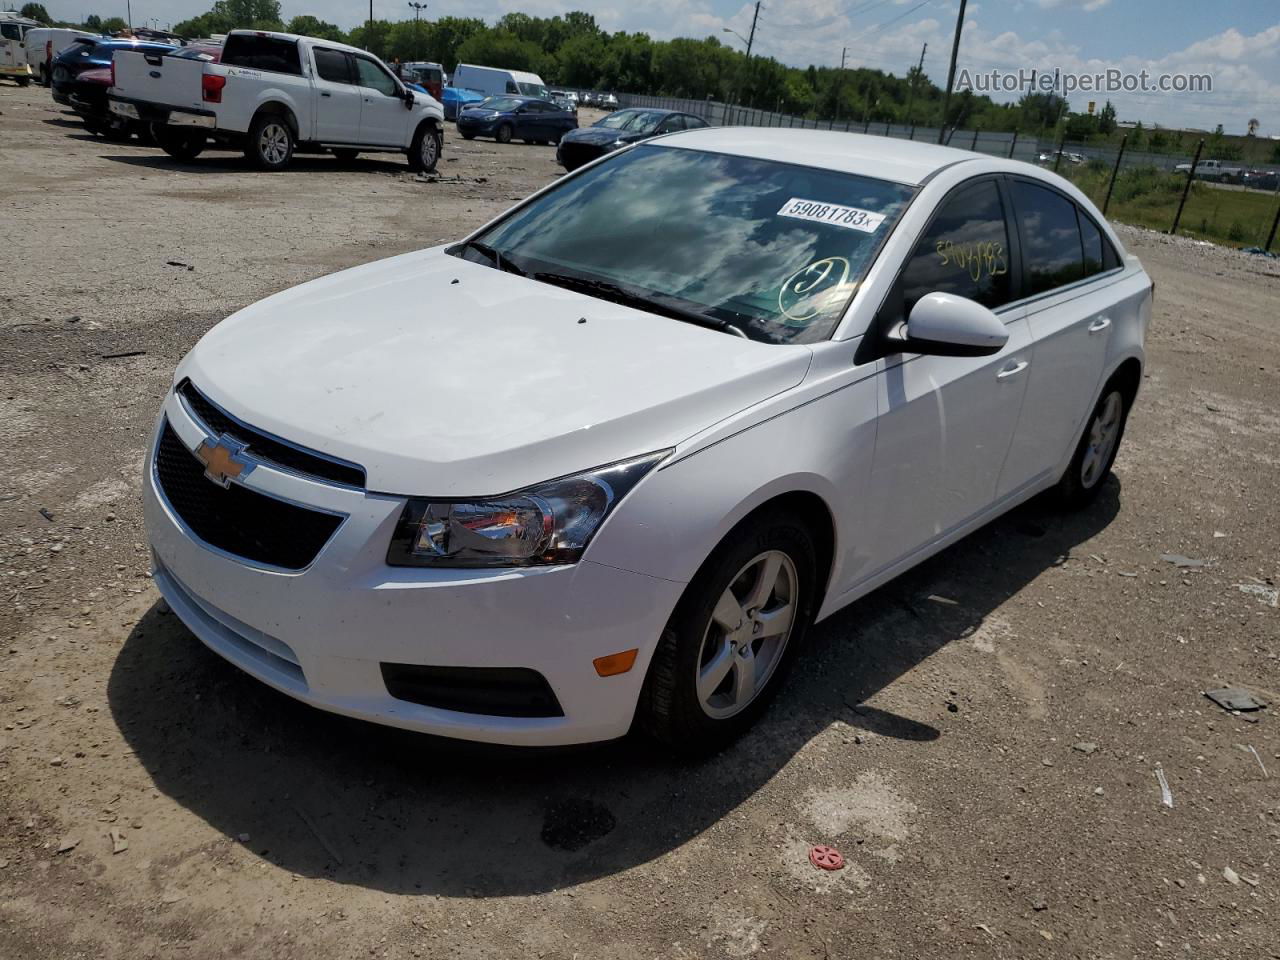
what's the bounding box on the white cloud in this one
[1033,0,1111,11]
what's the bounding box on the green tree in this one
[84,13,102,30]
[101,15,127,33]
[1097,100,1117,135]
[286,15,344,42]
[454,30,546,74]
[20,3,50,22]
[424,16,486,70]
[347,19,393,58]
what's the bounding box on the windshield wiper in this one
[453,239,526,276]
[532,271,749,339]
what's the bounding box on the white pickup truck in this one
[107,30,444,172]
[1173,158,1243,182]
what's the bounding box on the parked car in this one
[548,89,578,113]
[556,107,707,170]
[1173,158,1243,181]
[456,95,577,144]
[398,60,442,100]
[24,27,97,86]
[108,30,445,172]
[1240,169,1279,191]
[0,12,40,86]
[441,84,485,121]
[1036,149,1084,166]
[142,130,1151,753]
[451,62,549,99]
[51,36,174,108]
[601,92,618,110]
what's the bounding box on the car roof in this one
[654,127,988,186]
[226,28,366,56]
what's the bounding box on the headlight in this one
[386,451,669,568]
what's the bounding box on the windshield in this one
[458,145,915,344]
[478,96,522,112]
[516,81,548,98]
[594,109,666,133]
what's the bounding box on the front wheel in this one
[407,124,441,173]
[16,76,30,88]
[639,510,817,755]
[245,113,294,171]
[1056,384,1131,507]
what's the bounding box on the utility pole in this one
[742,0,760,108]
[936,0,966,144]
[408,1,426,21]
[904,42,926,127]
[834,46,847,122]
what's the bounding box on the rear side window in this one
[313,47,351,84]
[1012,181,1084,295]
[895,180,1013,316]
[657,115,685,133]
[1079,211,1104,277]
[222,35,301,75]
[684,115,708,129]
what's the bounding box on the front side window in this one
[456,144,915,344]
[516,81,548,98]
[1,23,21,40]
[314,48,352,84]
[894,180,1012,318]
[354,56,398,96]
[480,97,522,112]
[1012,181,1085,295]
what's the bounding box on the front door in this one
[857,178,1033,580]
[310,47,362,142]
[353,55,408,146]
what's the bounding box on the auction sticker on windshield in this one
[778,198,886,234]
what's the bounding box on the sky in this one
[47,0,1280,133]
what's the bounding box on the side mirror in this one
[894,292,1008,357]
[403,88,415,108]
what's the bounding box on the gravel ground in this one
[2,83,1278,959]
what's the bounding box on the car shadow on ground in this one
[107,481,1120,896]
[99,153,414,175]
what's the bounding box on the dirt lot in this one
[2,83,1279,959]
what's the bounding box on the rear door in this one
[311,47,362,142]
[997,180,1126,494]
[352,54,408,146]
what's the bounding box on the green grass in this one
[1051,163,1280,249]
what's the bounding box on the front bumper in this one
[142,389,684,746]
[1,64,31,77]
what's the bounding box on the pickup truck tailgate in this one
[111,49,206,111]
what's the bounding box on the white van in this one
[0,13,40,86]
[450,63,549,100]
[24,27,97,85]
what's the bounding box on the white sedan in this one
[143,128,1151,753]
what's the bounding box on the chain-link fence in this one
[616,92,1280,253]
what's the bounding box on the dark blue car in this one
[456,95,577,145]
[556,107,708,171]
[50,37,173,107]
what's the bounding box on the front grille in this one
[154,421,344,570]
[381,663,564,718]
[559,143,602,168]
[178,380,365,489]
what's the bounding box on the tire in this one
[639,509,818,755]
[1056,382,1131,508]
[134,121,157,146]
[102,120,132,142]
[83,119,104,136]
[459,130,476,140]
[16,76,30,88]
[407,123,441,173]
[245,112,294,171]
[332,148,359,162]
[157,128,205,162]
[495,123,513,144]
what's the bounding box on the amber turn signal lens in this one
[592,649,638,677]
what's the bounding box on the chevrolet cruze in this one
[144,128,1151,754]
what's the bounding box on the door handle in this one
[320,91,331,97]
[1088,317,1112,334]
[997,360,1029,381]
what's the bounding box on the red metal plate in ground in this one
[809,845,844,871]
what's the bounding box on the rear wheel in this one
[495,123,513,144]
[245,113,294,171]
[1056,383,1131,507]
[16,76,30,88]
[639,510,817,755]
[157,127,206,161]
[83,119,104,136]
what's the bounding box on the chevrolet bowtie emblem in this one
[195,435,250,488]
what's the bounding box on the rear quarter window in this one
[222,35,302,75]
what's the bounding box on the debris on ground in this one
[925,594,958,606]
[1239,744,1269,778]
[1223,866,1240,885]
[809,845,845,871]
[56,837,80,854]
[1235,583,1279,607]
[109,827,128,854]
[38,508,53,521]
[100,350,147,360]
[1073,742,1099,755]
[1160,554,1205,568]
[1204,688,1268,713]
[165,260,195,271]
[1155,767,1173,808]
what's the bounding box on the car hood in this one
[459,107,502,119]
[179,248,812,496]
[563,126,631,146]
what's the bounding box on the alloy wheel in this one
[1081,391,1122,489]
[695,550,798,720]
[259,122,289,165]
